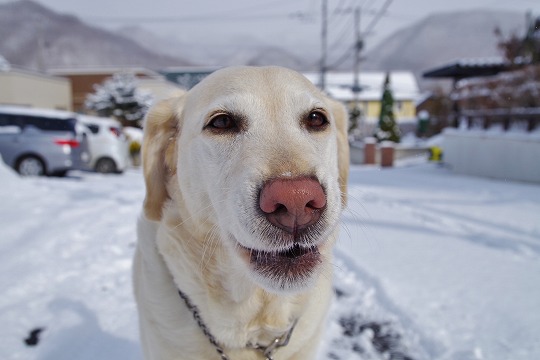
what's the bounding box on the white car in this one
[78,115,129,174]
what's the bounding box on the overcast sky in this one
[4,0,540,59]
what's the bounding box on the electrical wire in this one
[87,0,305,24]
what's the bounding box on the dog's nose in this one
[259,177,326,234]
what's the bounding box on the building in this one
[159,66,221,90]
[49,67,184,113]
[303,71,420,134]
[0,67,72,111]
[422,60,540,183]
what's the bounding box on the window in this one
[0,112,77,133]
[85,124,100,134]
[0,114,20,127]
[24,116,76,132]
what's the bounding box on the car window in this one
[24,116,77,133]
[0,113,77,134]
[85,124,100,134]
[0,113,22,128]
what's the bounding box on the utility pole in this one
[351,6,364,136]
[320,0,328,91]
[352,7,363,95]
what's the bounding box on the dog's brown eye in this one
[206,114,238,132]
[305,111,329,131]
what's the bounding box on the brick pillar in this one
[364,137,376,164]
[380,142,395,168]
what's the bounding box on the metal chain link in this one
[177,289,297,360]
[177,290,230,360]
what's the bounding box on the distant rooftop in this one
[423,58,511,80]
[48,67,162,78]
[303,71,421,102]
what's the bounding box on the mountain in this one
[361,9,527,88]
[0,0,189,70]
[116,26,310,70]
[0,1,530,86]
[115,9,530,78]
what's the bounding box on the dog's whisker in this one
[199,224,220,272]
[198,212,237,272]
[338,193,378,248]
[171,197,229,231]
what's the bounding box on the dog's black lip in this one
[248,243,319,262]
[243,243,322,283]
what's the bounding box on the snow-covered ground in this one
[1,158,539,360]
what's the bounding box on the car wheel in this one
[95,158,117,174]
[17,156,46,176]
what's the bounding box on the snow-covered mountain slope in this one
[0,0,188,70]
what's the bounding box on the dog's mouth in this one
[239,243,322,286]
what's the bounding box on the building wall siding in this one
[0,71,72,110]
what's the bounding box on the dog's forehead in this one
[187,66,326,113]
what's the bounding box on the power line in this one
[327,44,355,69]
[320,0,328,90]
[326,0,393,69]
[87,12,299,24]
[327,13,355,53]
[364,0,393,35]
[327,4,355,51]
[86,0,310,24]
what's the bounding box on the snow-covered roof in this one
[454,57,507,67]
[160,66,222,74]
[423,58,510,79]
[0,105,75,119]
[303,71,420,102]
[0,66,70,83]
[49,67,162,78]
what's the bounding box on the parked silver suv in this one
[0,106,89,176]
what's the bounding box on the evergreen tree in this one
[85,73,153,126]
[374,73,400,143]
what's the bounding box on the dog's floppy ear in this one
[142,97,183,221]
[329,99,350,207]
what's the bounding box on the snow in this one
[123,126,144,143]
[1,158,540,360]
[302,71,420,102]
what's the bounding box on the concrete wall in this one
[0,70,72,111]
[442,128,540,183]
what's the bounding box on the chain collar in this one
[178,289,297,360]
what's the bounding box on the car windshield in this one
[0,113,77,135]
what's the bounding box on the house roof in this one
[422,58,510,80]
[48,67,162,78]
[0,66,70,84]
[160,66,222,75]
[303,71,420,102]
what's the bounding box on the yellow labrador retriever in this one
[133,66,349,360]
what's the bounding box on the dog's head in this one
[142,66,349,293]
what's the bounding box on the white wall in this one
[442,128,540,183]
[0,70,72,110]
